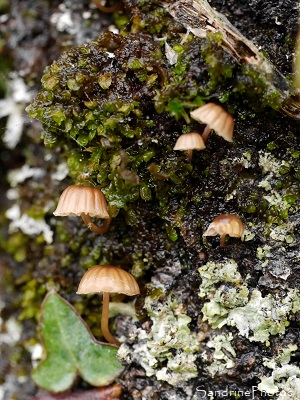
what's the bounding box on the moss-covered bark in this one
[1,1,300,399]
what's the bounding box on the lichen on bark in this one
[1,0,300,399]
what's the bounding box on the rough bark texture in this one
[1,1,300,400]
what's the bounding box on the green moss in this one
[26,205,46,219]
[201,32,235,93]
[233,63,281,110]
[19,277,47,320]
[123,1,170,35]
[6,232,28,262]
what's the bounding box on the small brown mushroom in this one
[203,214,244,247]
[77,265,140,346]
[190,103,234,143]
[173,132,206,161]
[53,185,112,234]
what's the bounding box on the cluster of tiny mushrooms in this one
[53,102,244,347]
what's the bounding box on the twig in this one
[159,0,300,119]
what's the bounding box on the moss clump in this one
[26,31,204,238]
[122,0,172,35]
[233,63,281,111]
[27,32,164,150]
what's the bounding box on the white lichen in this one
[198,260,300,345]
[0,74,32,149]
[268,223,295,243]
[206,333,236,377]
[258,344,300,398]
[227,289,300,345]
[258,153,292,216]
[259,152,285,176]
[257,245,273,260]
[220,151,252,170]
[51,162,69,181]
[0,317,22,344]
[199,259,249,328]
[118,295,200,386]
[6,204,53,244]
[164,42,179,65]
[242,227,256,241]
[7,164,45,187]
[256,245,291,279]
[198,259,244,298]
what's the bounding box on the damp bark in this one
[1,1,300,400]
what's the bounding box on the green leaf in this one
[32,292,123,393]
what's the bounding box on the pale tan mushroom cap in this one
[203,214,244,238]
[53,185,110,218]
[77,265,140,296]
[190,103,234,142]
[173,132,206,151]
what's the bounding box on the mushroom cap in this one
[173,132,206,151]
[77,265,140,296]
[53,185,110,218]
[190,103,234,142]
[203,214,244,238]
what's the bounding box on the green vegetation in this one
[2,0,299,396]
[32,292,123,392]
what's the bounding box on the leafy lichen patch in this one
[205,333,236,377]
[199,259,300,345]
[227,289,300,345]
[118,295,200,386]
[258,344,300,397]
[199,259,249,328]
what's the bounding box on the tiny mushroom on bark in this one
[173,131,206,160]
[190,103,234,143]
[53,185,112,234]
[77,265,140,347]
[203,214,244,247]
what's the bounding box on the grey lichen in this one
[227,289,300,345]
[258,344,300,398]
[199,259,300,345]
[199,259,249,328]
[118,295,200,386]
[205,333,236,377]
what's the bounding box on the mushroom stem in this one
[220,234,226,247]
[101,292,121,346]
[202,125,212,143]
[92,0,122,12]
[187,149,193,161]
[81,214,112,234]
